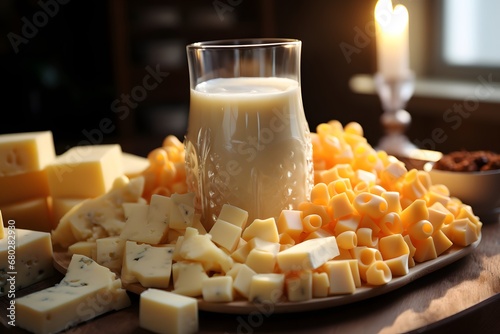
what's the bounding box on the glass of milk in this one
[185,39,313,229]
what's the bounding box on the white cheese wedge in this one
[0,227,54,296]
[140,288,198,334]
[15,254,130,334]
[121,241,174,289]
[276,236,339,272]
[51,175,145,248]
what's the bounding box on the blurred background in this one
[1,0,499,157]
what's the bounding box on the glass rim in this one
[187,38,301,50]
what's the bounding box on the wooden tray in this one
[53,235,481,314]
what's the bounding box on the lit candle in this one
[375,0,410,79]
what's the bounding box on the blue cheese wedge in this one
[15,254,130,334]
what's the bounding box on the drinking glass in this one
[185,38,313,228]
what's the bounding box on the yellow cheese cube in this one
[248,273,285,303]
[323,260,356,295]
[412,237,438,263]
[217,204,249,229]
[246,248,277,274]
[384,254,409,276]
[286,270,312,302]
[432,230,453,256]
[329,192,355,220]
[140,288,198,334]
[231,240,251,263]
[310,183,330,206]
[172,261,208,297]
[379,234,409,260]
[0,170,49,205]
[46,144,123,198]
[334,215,360,235]
[277,210,303,240]
[312,272,330,298]
[0,131,55,176]
[202,276,234,302]
[232,264,257,299]
[400,199,428,227]
[209,219,243,253]
[242,218,279,243]
[445,218,480,247]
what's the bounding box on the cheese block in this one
[51,175,145,248]
[0,169,50,205]
[140,288,198,334]
[0,227,54,296]
[46,144,123,199]
[121,241,174,288]
[0,197,53,232]
[276,236,340,272]
[15,254,130,334]
[0,131,55,176]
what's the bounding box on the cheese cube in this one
[122,152,149,179]
[121,241,174,289]
[379,234,409,260]
[0,228,54,296]
[140,288,198,334]
[0,170,49,205]
[209,219,242,253]
[242,218,279,243]
[46,144,123,198]
[172,261,209,297]
[323,260,356,295]
[169,193,195,229]
[0,131,55,176]
[277,210,303,240]
[96,236,126,272]
[15,255,130,334]
[276,236,339,272]
[246,248,276,274]
[286,270,312,302]
[202,276,234,302]
[312,272,330,298]
[248,273,285,303]
[384,254,410,276]
[218,204,249,229]
[120,200,170,245]
[233,264,257,299]
[51,198,84,227]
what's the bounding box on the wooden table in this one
[2,218,499,334]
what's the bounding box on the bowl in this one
[424,162,500,222]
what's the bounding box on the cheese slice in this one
[0,227,54,296]
[0,131,55,176]
[15,254,130,334]
[46,144,124,199]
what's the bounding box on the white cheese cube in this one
[217,204,249,229]
[248,273,285,303]
[323,260,356,295]
[276,236,339,272]
[232,264,257,299]
[286,270,312,302]
[140,288,198,334]
[202,276,234,302]
[209,219,242,252]
[96,236,126,272]
[172,261,209,297]
[121,241,174,288]
[245,248,277,274]
[0,228,54,296]
[312,272,330,298]
[242,218,279,243]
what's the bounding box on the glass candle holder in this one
[185,39,314,229]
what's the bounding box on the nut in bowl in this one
[424,150,500,222]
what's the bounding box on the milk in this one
[184,77,313,228]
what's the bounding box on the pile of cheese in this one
[1,120,483,334]
[50,120,482,302]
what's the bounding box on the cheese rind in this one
[15,254,130,334]
[0,131,56,176]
